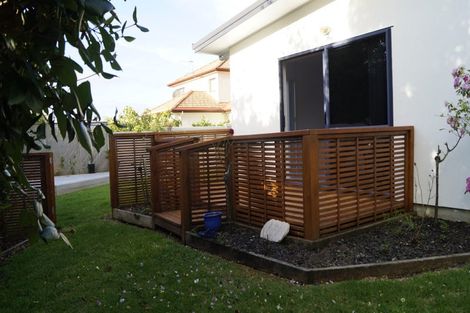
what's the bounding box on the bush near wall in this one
[107,107,181,132]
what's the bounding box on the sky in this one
[79,0,255,118]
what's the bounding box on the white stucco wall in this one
[228,0,470,210]
[173,71,230,103]
[42,125,109,175]
[218,71,231,103]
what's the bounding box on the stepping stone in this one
[260,219,290,242]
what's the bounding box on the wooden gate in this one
[1,153,55,251]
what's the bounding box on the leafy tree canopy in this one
[107,106,181,132]
[0,0,147,202]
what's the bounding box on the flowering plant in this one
[433,67,470,218]
[442,67,470,196]
[446,67,470,137]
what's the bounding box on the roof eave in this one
[172,107,231,113]
[192,0,311,55]
[167,67,229,87]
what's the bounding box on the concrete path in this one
[55,172,109,195]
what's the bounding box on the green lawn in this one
[1,185,470,312]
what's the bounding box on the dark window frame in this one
[279,27,393,131]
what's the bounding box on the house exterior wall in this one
[175,112,229,128]
[228,0,470,210]
[218,71,231,103]
[172,71,230,103]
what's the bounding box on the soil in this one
[214,216,470,268]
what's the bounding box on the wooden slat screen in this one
[144,126,413,241]
[110,133,154,209]
[155,148,182,213]
[1,153,55,251]
[231,136,306,237]
[150,138,199,214]
[110,129,233,210]
[314,129,412,236]
[186,140,229,225]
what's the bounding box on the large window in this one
[280,29,392,131]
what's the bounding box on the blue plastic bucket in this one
[203,211,223,232]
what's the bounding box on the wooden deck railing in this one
[150,126,414,241]
[109,128,233,210]
[1,153,55,251]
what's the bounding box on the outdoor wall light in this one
[320,26,331,36]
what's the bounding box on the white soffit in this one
[193,0,311,55]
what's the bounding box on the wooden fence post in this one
[108,133,118,213]
[180,150,191,242]
[149,150,160,215]
[405,127,415,212]
[226,141,235,222]
[44,153,56,222]
[302,133,320,240]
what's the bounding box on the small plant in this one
[401,214,416,231]
[379,243,390,253]
[59,156,66,171]
[439,219,449,232]
[413,163,435,206]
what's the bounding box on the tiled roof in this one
[167,59,229,87]
[150,91,231,113]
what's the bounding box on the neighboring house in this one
[151,60,231,127]
[193,0,470,211]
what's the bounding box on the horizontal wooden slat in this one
[2,153,55,251]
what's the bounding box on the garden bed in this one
[186,216,470,283]
[112,207,153,229]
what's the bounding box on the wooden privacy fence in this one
[1,152,56,251]
[109,128,233,210]
[151,126,413,241]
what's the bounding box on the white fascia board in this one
[193,0,311,55]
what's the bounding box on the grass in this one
[1,185,470,312]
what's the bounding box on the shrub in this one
[107,107,181,132]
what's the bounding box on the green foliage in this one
[192,115,230,127]
[107,106,181,132]
[2,185,470,312]
[0,0,147,202]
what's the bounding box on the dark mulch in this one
[214,216,470,268]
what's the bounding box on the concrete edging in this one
[185,232,470,284]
